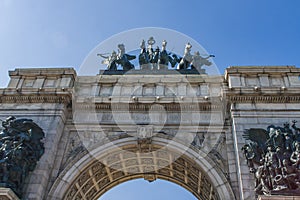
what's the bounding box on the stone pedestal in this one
[258,196,300,200]
[0,188,20,200]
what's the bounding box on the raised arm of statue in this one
[161,40,167,51]
[97,53,109,59]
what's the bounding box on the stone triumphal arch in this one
[45,68,235,200]
[1,35,300,200]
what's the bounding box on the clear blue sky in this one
[98,179,196,200]
[1,0,300,87]
[1,0,300,199]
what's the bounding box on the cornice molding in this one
[1,93,299,105]
[228,95,300,103]
[0,94,72,104]
[73,102,223,111]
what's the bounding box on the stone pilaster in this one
[0,68,76,200]
[225,66,300,200]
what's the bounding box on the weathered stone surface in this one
[0,66,300,200]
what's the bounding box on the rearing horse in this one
[178,43,193,70]
[116,44,136,71]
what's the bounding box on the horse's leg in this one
[184,60,191,69]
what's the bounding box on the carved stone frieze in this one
[0,94,72,104]
[228,95,300,104]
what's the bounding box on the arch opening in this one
[97,178,197,200]
[49,137,234,200]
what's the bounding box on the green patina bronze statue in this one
[0,116,45,198]
[242,121,300,195]
[97,36,215,74]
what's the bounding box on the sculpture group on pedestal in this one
[0,116,45,198]
[97,36,215,72]
[242,121,300,195]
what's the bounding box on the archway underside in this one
[64,142,219,200]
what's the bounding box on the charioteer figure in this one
[97,38,215,74]
[116,44,136,71]
[139,39,151,70]
[147,37,156,69]
[158,40,177,70]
